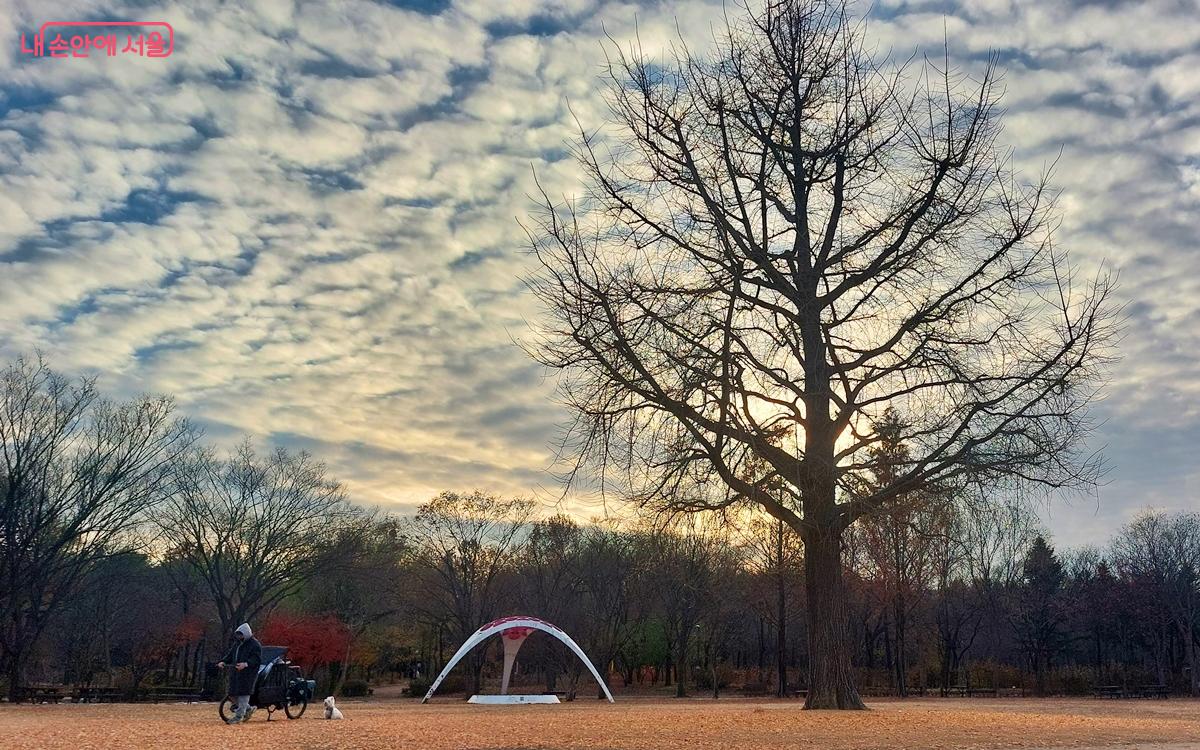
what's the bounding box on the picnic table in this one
[23,686,66,704]
[1136,685,1169,699]
[1092,685,1170,699]
[945,685,999,697]
[142,686,202,703]
[73,686,124,703]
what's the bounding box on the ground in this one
[0,697,1196,750]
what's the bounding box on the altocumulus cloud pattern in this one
[0,0,1196,541]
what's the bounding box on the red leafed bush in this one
[261,613,351,672]
[174,615,205,644]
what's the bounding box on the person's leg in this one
[236,695,250,721]
[225,696,242,724]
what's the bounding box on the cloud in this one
[0,0,1195,546]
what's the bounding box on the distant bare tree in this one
[694,531,747,699]
[646,516,731,698]
[573,520,644,698]
[739,513,803,696]
[525,0,1116,707]
[410,490,535,694]
[159,442,366,636]
[518,514,585,693]
[1112,511,1200,696]
[848,409,951,695]
[0,355,192,700]
[303,517,411,696]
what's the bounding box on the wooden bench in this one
[1136,685,1169,699]
[143,687,202,703]
[790,688,808,699]
[1093,686,1125,699]
[24,686,66,704]
[967,687,998,698]
[73,686,124,703]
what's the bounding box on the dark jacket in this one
[221,625,263,696]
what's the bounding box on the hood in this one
[235,623,253,639]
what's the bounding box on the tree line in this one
[2,354,1193,702]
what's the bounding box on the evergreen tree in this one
[1014,536,1068,695]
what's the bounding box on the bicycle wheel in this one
[218,698,233,722]
[285,696,307,719]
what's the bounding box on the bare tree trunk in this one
[757,617,765,679]
[333,637,354,696]
[1178,621,1198,696]
[7,651,22,703]
[776,519,788,698]
[674,653,686,698]
[938,627,953,697]
[471,649,483,695]
[1032,651,1046,697]
[803,532,865,709]
[195,636,206,690]
[436,624,444,674]
[894,593,908,698]
[883,617,894,691]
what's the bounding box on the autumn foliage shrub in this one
[261,613,351,674]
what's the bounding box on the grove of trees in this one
[1,354,1195,705]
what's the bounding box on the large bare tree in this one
[0,355,192,700]
[525,0,1116,707]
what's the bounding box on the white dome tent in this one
[421,616,615,704]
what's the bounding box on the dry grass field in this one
[0,696,1196,750]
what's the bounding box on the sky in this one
[0,0,1196,549]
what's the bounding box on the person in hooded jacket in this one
[216,623,262,723]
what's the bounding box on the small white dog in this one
[323,696,344,720]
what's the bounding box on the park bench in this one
[945,685,968,697]
[1136,685,1169,699]
[143,686,203,703]
[73,686,124,703]
[1092,685,1124,699]
[790,688,808,699]
[24,685,66,704]
[967,687,998,697]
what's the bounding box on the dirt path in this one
[0,697,1195,749]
